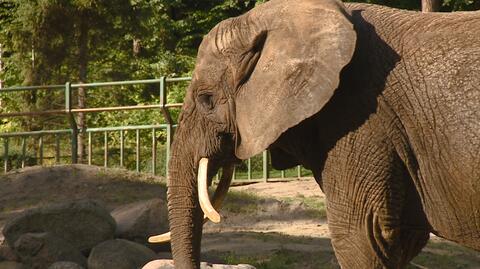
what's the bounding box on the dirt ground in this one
[1,165,479,269]
[233,180,324,199]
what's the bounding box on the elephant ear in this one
[217,0,357,159]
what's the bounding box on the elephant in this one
[149,0,480,268]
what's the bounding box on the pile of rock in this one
[0,199,255,269]
[0,199,162,269]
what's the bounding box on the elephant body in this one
[272,4,480,267]
[163,0,480,268]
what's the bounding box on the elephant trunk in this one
[167,143,204,268]
[166,137,235,268]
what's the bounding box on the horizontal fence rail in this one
[0,78,187,118]
[0,77,311,182]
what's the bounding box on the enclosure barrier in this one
[0,77,308,182]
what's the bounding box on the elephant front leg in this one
[320,140,429,268]
[327,206,429,268]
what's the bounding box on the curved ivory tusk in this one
[148,162,235,244]
[198,158,221,223]
[209,164,234,210]
[148,232,171,243]
[201,164,234,224]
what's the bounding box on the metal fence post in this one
[65,82,71,113]
[136,129,140,172]
[120,130,124,167]
[152,128,157,175]
[55,134,60,164]
[38,135,43,165]
[21,136,26,168]
[165,124,172,177]
[88,132,92,165]
[3,138,8,173]
[160,76,174,178]
[65,82,78,164]
[262,150,269,182]
[104,131,108,168]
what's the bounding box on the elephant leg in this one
[327,208,429,268]
[320,136,429,268]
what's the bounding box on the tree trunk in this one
[21,46,40,132]
[422,0,441,12]
[77,14,88,163]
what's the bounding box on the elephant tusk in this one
[198,158,221,223]
[209,164,234,211]
[148,232,171,243]
[200,163,234,224]
[148,162,234,244]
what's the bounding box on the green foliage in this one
[343,0,420,10]
[0,0,263,135]
[0,145,37,168]
[342,0,479,11]
[442,0,480,10]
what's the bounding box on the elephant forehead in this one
[194,35,229,87]
[192,60,228,89]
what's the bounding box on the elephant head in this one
[157,0,357,267]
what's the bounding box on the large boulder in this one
[142,260,256,269]
[111,199,168,244]
[0,261,25,269]
[2,200,115,253]
[47,261,85,269]
[13,233,87,269]
[87,239,157,269]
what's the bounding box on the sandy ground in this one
[206,179,330,238]
[233,180,324,199]
[207,179,480,268]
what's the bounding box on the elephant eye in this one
[198,93,214,110]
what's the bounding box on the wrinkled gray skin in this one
[166,0,480,268]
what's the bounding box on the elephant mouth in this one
[148,158,234,243]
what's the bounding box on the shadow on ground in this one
[203,231,480,269]
[202,232,338,269]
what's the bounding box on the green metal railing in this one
[0,124,173,174]
[0,77,308,182]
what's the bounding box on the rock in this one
[0,244,18,261]
[13,233,87,269]
[142,260,173,269]
[2,200,116,253]
[111,199,168,246]
[141,260,256,269]
[87,239,157,269]
[0,261,25,269]
[47,261,85,269]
